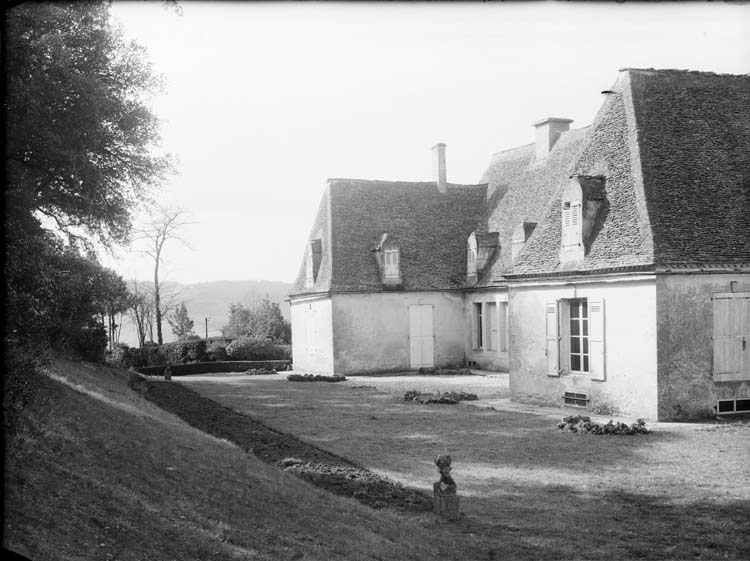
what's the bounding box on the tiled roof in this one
[291,68,749,293]
[291,179,487,295]
[628,69,750,265]
[476,127,590,284]
[508,68,750,277]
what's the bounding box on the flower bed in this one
[416,367,473,376]
[403,390,478,405]
[287,373,347,383]
[557,415,651,435]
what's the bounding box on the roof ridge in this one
[489,125,592,157]
[620,67,750,78]
[327,178,486,188]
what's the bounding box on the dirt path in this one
[131,376,433,512]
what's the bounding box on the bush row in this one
[136,361,291,377]
[108,337,292,369]
[287,373,347,383]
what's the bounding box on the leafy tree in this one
[168,301,194,340]
[4,2,172,356]
[221,298,291,344]
[5,2,172,249]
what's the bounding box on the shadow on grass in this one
[131,378,433,513]
[461,483,750,560]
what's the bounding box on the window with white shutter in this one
[384,249,399,280]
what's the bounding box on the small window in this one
[384,249,399,279]
[475,303,483,349]
[569,299,589,373]
[717,398,750,415]
[305,239,323,287]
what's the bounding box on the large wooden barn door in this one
[409,305,434,368]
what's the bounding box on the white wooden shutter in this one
[713,293,750,381]
[589,298,605,381]
[487,302,497,351]
[499,302,509,352]
[545,301,560,377]
[409,305,434,368]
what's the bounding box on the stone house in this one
[289,68,750,420]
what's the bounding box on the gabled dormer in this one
[373,233,403,289]
[559,175,606,265]
[467,231,499,284]
[512,221,537,260]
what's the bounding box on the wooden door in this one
[409,305,434,368]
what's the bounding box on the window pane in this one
[583,338,588,354]
[582,320,588,336]
[571,320,579,336]
[571,355,581,371]
[583,356,589,372]
[571,337,580,353]
[570,302,579,319]
[581,301,588,318]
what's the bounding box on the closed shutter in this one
[499,302,509,352]
[589,298,605,381]
[713,293,750,381]
[487,302,497,351]
[409,305,434,368]
[546,301,560,377]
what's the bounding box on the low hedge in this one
[136,360,290,377]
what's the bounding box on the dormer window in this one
[305,239,322,287]
[467,233,478,281]
[373,233,403,289]
[384,249,400,280]
[559,175,605,266]
[561,201,582,250]
[467,231,499,284]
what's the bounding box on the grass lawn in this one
[182,374,750,560]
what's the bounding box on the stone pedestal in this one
[433,483,460,521]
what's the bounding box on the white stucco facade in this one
[508,275,659,419]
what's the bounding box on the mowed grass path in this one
[184,374,750,560]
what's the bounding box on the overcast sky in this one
[102,1,750,286]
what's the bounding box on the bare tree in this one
[133,206,193,345]
[129,279,153,347]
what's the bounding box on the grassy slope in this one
[3,359,481,561]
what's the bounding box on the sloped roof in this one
[509,68,750,278]
[476,126,589,284]
[628,68,750,265]
[290,187,332,295]
[291,179,487,295]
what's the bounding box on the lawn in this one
[182,373,750,560]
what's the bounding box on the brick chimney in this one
[533,118,573,161]
[432,143,447,193]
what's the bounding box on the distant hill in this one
[117,279,292,347]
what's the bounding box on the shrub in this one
[162,339,207,364]
[403,390,478,404]
[70,322,108,363]
[557,415,651,435]
[206,342,228,362]
[107,342,133,368]
[226,336,287,361]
